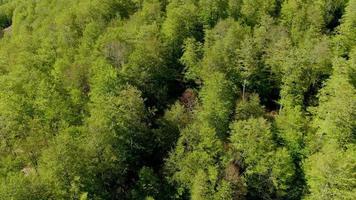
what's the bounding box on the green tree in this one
[241,0,277,26]
[165,122,225,198]
[199,72,235,138]
[309,58,356,150]
[162,0,202,56]
[304,143,356,200]
[230,118,296,199]
[235,93,265,121]
[334,0,356,56]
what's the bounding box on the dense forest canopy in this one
[0,0,355,199]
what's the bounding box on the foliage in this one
[0,0,355,199]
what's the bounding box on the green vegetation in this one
[0,0,355,199]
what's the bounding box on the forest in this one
[0,0,355,199]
